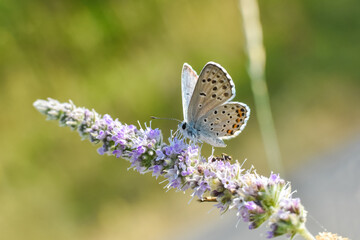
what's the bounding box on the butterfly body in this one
[179,121,226,147]
[179,62,250,147]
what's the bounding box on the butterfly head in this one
[178,121,199,141]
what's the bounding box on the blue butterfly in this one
[179,62,250,147]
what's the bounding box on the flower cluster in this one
[236,172,290,230]
[267,198,306,238]
[316,232,349,240]
[33,98,313,240]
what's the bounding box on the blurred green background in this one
[0,0,359,239]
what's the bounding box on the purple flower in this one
[97,145,106,155]
[111,130,126,145]
[112,149,122,158]
[266,230,275,239]
[97,130,106,140]
[266,198,307,238]
[145,128,161,141]
[156,149,165,160]
[240,206,250,222]
[181,166,195,176]
[136,146,146,155]
[204,168,216,178]
[192,180,210,198]
[34,98,311,240]
[245,201,258,211]
[268,173,285,186]
[169,178,181,189]
[164,137,186,156]
[150,164,163,179]
[103,114,112,124]
[269,173,279,183]
[164,146,172,156]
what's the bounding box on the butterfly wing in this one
[196,102,250,147]
[181,63,198,122]
[187,62,236,124]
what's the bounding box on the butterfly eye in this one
[182,123,187,130]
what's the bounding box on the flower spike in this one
[34,98,317,239]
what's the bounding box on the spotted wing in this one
[181,63,198,122]
[187,62,235,124]
[196,102,250,144]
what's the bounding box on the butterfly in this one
[178,62,250,147]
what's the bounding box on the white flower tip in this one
[33,99,48,112]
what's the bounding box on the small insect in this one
[211,153,232,162]
[179,62,250,147]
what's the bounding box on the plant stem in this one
[238,0,284,175]
[298,227,316,240]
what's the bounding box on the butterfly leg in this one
[211,146,215,158]
[172,129,179,139]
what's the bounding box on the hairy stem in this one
[239,0,284,175]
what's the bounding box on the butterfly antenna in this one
[150,116,182,123]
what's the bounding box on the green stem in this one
[238,0,284,175]
[298,227,316,240]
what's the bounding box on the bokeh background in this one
[0,0,359,239]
